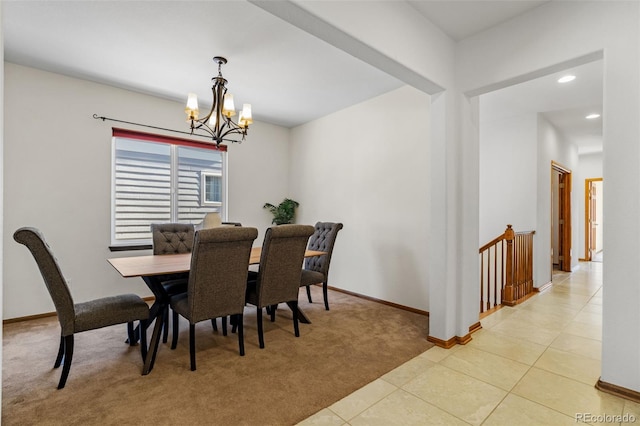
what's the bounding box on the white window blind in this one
[111,128,226,247]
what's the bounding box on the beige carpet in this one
[3,286,432,425]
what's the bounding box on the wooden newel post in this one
[502,224,517,306]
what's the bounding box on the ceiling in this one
[2,0,602,151]
[409,0,550,41]
[481,59,603,154]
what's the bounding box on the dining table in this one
[108,247,326,374]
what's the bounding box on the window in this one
[202,172,222,205]
[111,128,227,247]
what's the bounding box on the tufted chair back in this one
[304,222,344,276]
[13,227,76,335]
[186,226,258,323]
[151,223,195,255]
[254,224,314,307]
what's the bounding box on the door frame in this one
[584,177,603,261]
[551,161,572,273]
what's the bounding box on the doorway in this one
[585,178,603,261]
[551,161,572,274]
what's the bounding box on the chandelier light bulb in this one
[185,93,199,120]
[239,104,253,128]
[222,93,236,117]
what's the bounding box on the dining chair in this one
[300,222,344,310]
[245,224,314,349]
[13,227,149,389]
[151,222,195,342]
[169,226,258,370]
[198,213,242,332]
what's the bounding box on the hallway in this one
[300,262,639,425]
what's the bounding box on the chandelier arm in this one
[194,115,231,136]
[217,126,247,142]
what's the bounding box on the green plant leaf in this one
[263,198,299,224]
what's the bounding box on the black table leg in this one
[128,276,167,344]
[286,301,311,324]
[139,275,171,374]
[143,303,166,375]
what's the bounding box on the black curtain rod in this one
[92,114,213,141]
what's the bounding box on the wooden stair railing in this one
[479,225,535,315]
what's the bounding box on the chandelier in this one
[185,56,252,146]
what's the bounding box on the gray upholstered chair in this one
[169,226,258,370]
[150,223,195,342]
[13,227,149,389]
[151,223,195,255]
[300,222,343,310]
[245,224,314,349]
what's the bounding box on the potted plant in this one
[263,198,300,225]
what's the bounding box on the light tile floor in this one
[298,262,640,425]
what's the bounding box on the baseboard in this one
[427,334,472,348]
[479,304,503,319]
[469,321,482,334]
[6,287,428,325]
[3,296,156,324]
[3,311,57,324]
[534,281,553,293]
[428,321,486,349]
[596,378,640,403]
[326,285,429,317]
[427,335,457,349]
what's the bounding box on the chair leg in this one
[54,335,64,368]
[257,307,264,349]
[222,316,228,336]
[57,335,74,389]
[211,318,218,331]
[189,323,196,371]
[270,304,277,322]
[306,285,312,303]
[237,314,245,356]
[323,282,330,311]
[127,322,136,346]
[230,315,238,333]
[171,310,179,350]
[140,319,148,363]
[162,308,169,343]
[291,301,300,337]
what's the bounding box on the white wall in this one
[536,115,580,282]
[3,63,290,319]
[478,110,581,287]
[290,86,430,311]
[289,0,466,341]
[457,1,640,392]
[226,120,291,229]
[478,112,537,245]
[576,152,603,259]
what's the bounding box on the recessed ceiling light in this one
[558,75,576,83]
[586,113,601,119]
